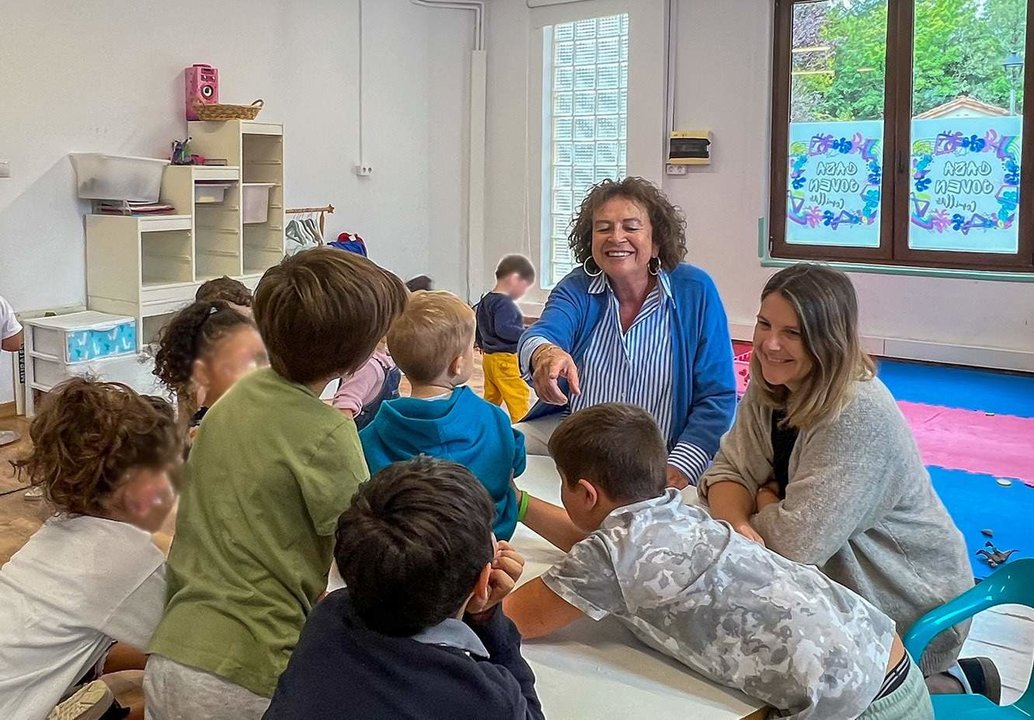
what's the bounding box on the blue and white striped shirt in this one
[521,272,712,483]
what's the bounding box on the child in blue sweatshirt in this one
[361,291,527,540]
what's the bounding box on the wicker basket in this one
[194,99,264,121]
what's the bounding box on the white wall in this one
[0,0,474,403]
[483,0,1034,365]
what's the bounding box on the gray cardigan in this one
[700,377,972,675]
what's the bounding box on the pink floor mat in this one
[897,402,1034,487]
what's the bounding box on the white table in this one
[514,456,769,720]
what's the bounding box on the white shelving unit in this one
[84,120,286,348]
[187,120,285,280]
[86,214,198,348]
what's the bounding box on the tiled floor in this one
[1,359,1031,702]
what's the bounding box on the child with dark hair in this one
[360,291,527,540]
[264,456,543,720]
[146,248,409,720]
[152,300,267,442]
[195,275,253,314]
[0,378,181,720]
[476,255,535,423]
[504,404,934,720]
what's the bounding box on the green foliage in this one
[792,0,1027,121]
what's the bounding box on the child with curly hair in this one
[195,276,253,315]
[0,378,181,720]
[152,300,267,442]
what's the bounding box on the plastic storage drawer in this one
[29,311,137,363]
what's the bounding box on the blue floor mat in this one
[878,359,1034,418]
[929,466,1034,580]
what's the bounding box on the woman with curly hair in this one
[152,300,267,443]
[517,177,736,488]
[0,378,181,720]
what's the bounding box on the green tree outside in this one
[793,0,1027,121]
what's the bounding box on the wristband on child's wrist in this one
[517,489,530,522]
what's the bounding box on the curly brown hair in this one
[152,300,255,413]
[15,378,180,516]
[568,176,688,272]
[196,276,253,307]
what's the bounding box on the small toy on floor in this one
[976,541,1017,569]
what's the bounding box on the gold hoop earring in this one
[583,257,604,277]
[648,257,661,276]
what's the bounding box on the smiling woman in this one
[698,264,989,695]
[515,177,737,489]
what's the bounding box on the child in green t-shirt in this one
[146,248,409,720]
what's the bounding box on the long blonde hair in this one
[750,264,875,428]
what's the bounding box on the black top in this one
[771,409,800,498]
[475,293,526,354]
[263,590,545,720]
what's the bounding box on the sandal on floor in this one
[47,680,114,720]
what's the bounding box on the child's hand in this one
[467,541,525,617]
[733,521,767,547]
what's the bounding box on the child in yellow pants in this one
[476,255,535,423]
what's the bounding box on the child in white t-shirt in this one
[0,293,22,351]
[0,377,181,720]
[0,294,23,448]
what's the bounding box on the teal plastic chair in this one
[904,558,1034,719]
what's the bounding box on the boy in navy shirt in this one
[264,457,543,720]
[361,290,527,540]
[476,255,535,423]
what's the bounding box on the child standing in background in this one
[152,300,267,444]
[476,255,535,423]
[361,291,528,541]
[146,249,408,720]
[0,294,23,450]
[0,293,23,352]
[0,378,180,720]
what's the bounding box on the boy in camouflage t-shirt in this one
[504,404,933,720]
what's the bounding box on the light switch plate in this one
[0,160,9,178]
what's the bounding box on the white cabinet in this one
[84,120,286,349]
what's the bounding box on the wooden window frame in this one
[769,0,1034,272]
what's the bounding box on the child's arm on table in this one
[503,578,584,640]
[519,492,586,552]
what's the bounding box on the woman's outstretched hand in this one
[531,344,581,405]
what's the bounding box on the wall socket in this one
[665,163,688,176]
[354,164,373,177]
[0,160,10,178]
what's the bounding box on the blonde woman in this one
[700,264,997,699]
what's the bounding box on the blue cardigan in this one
[518,263,737,458]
